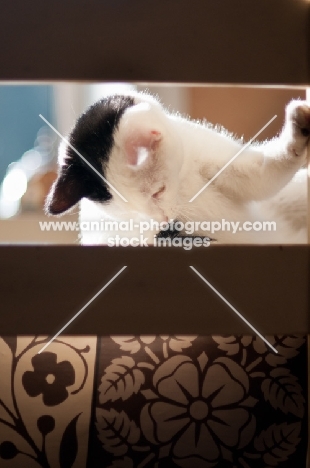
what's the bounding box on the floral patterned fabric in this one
[0,335,307,467]
[0,336,96,468]
[89,335,308,468]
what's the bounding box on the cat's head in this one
[46,92,183,222]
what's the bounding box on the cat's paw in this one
[285,101,310,157]
[288,101,310,136]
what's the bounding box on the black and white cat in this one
[46,91,309,244]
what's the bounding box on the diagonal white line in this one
[189,115,277,202]
[190,266,278,354]
[39,114,128,203]
[38,266,127,354]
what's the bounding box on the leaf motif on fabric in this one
[166,336,197,352]
[0,337,17,418]
[96,408,140,456]
[99,356,145,404]
[254,422,301,466]
[110,336,156,354]
[252,337,268,355]
[265,353,287,367]
[261,368,305,418]
[265,335,306,359]
[212,336,239,355]
[59,413,81,468]
[110,336,142,354]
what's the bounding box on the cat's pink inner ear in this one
[125,130,162,166]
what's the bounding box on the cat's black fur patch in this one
[47,95,135,214]
[67,94,135,202]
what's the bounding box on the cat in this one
[46,91,309,244]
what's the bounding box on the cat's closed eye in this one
[152,185,166,199]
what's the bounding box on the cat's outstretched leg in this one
[215,100,310,202]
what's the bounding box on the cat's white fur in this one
[78,92,309,245]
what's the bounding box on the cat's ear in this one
[124,129,162,166]
[45,166,85,215]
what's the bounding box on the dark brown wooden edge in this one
[0,0,309,84]
[0,245,308,335]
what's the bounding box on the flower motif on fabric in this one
[91,335,307,467]
[22,352,75,406]
[141,355,256,467]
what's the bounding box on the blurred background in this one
[0,83,307,243]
